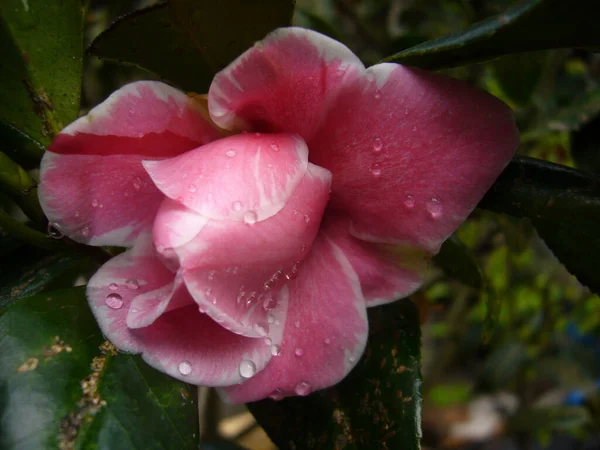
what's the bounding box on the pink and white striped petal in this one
[208,27,364,140]
[143,133,309,223]
[321,215,429,307]
[39,81,223,246]
[173,164,331,338]
[220,232,368,403]
[309,64,519,253]
[87,235,273,386]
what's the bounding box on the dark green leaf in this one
[492,52,547,106]
[0,152,45,224]
[571,109,600,173]
[433,234,483,288]
[548,87,600,133]
[0,252,83,312]
[0,288,199,449]
[479,156,600,292]
[248,299,422,450]
[89,0,295,93]
[0,0,83,149]
[384,0,600,69]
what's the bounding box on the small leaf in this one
[248,299,422,450]
[0,288,199,449]
[89,0,295,93]
[0,251,84,311]
[479,156,600,292]
[384,0,600,69]
[433,234,483,288]
[0,0,83,150]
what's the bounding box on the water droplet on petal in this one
[294,320,300,328]
[81,226,90,237]
[207,270,215,281]
[47,222,63,239]
[294,348,304,357]
[269,143,279,152]
[371,163,382,177]
[225,149,236,157]
[125,279,139,290]
[426,197,443,219]
[91,199,99,208]
[243,211,258,225]
[294,381,312,396]
[105,293,123,309]
[188,184,197,193]
[199,304,207,313]
[349,355,356,363]
[108,283,118,291]
[374,90,381,100]
[133,177,142,191]
[271,344,282,356]
[404,195,415,209]
[373,137,383,152]
[74,210,80,218]
[239,359,257,378]
[324,337,331,345]
[253,323,268,336]
[178,361,192,375]
[267,314,275,324]
[269,389,284,400]
[264,337,272,346]
[230,200,243,212]
[303,214,310,224]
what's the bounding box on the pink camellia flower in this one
[39,28,518,402]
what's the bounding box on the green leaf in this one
[0,151,45,224]
[0,0,83,150]
[507,406,590,434]
[248,299,422,450]
[479,156,600,293]
[0,251,84,312]
[433,234,483,288]
[491,52,547,106]
[548,87,600,133]
[0,288,199,450]
[89,0,295,93]
[384,0,600,69]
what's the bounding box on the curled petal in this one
[321,215,429,307]
[208,27,364,139]
[39,81,222,246]
[143,133,309,223]
[310,64,519,253]
[220,232,368,403]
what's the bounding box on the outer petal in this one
[321,215,429,307]
[310,64,519,253]
[159,164,332,338]
[220,232,368,403]
[39,81,223,246]
[208,27,364,139]
[87,235,275,386]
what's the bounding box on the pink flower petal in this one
[220,232,368,403]
[87,235,274,386]
[310,64,519,253]
[143,133,310,223]
[172,164,332,338]
[208,27,364,139]
[39,81,222,246]
[321,215,429,307]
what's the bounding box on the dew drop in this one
[243,210,258,224]
[267,314,275,324]
[230,201,243,212]
[74,210,80,218]
[264,337,272,346]
[373,137,383,152]
[269,389,285,400]
[207,270,215,281]
[204,288,212,297]
[294,320,300,328]
[426,197,443,219]
[294,381,312,396]
[105,293,123,309]
[91,199,99,208]
[188,184,197,193]
[178,361,192,375]
[47,222,63,239]
[324,337,331,345]
[374,90,381,100]
[125,279,139,290]
[404,195,415,209]
[371,163,382,177]
[269,143,279,152]
[349,355,356,363]
[81,226,90,237]
[294,348,304,357]
[108,283,118,291]
[253,323,268,336]
[199,304,207,313]
[212,298,217,305]
[225,149,236,157]
[303,214,310,224]
[271,344,282,356]
[132,177,142,191]
[239,359,257,378]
